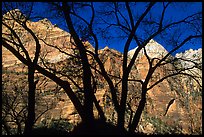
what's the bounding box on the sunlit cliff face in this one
[2,10,202,135]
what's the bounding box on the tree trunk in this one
[93,95,106,122]
[83,79,94,124]
[24,66,36,135]
[62,2,95,124]
[128,89,147,133]
[117,76,129,131]
[16,119,22,135]
[2,119,10,135]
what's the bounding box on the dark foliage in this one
[32,127,69,135]
[70,119,128,135]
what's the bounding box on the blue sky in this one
[3,2,202,55]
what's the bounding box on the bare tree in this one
[59,2,201,133]
[2,2,202,134]
[2,2,105,134]
[2,74,28,135]
[2,3,41,134]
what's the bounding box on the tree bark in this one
[24,66,36,135]
[93,95,106,122]
[128,87,147,133]
[2,119,10,135]
[117,75,128,131]
[62,2,94,123]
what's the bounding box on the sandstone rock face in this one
[2,10,202,135]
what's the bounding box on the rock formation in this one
[2,10,202,135]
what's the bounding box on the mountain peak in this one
[128,39,168,59]
[103,46,109,50]
[3,9,26,21]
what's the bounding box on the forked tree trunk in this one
[128,88,147,133]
